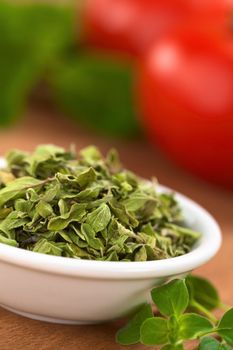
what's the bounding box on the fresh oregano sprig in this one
[116,275,233,349]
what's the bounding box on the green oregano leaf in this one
[33,238,62,256]
[0,207,12,219]
[25,144,66,177]
[81,223,104,251]
[186,275,221,311]
[122,190,157,212]
[116,304,153,345]
[199,337,221,350]
[75,167,96,188]
[151,279,189,317]
[86,203,111,233]
[0,234,18,247]
[0,211,28,236]
[48,203,86,231]
[36,200,53,218]
[217,309,233,345]
[179,313,214,340]
[140,317,169,345]
[79,146,102,163]
[0,176,43,207]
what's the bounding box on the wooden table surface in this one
[0,106,232,350]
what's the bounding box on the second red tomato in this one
[138,30,233,187]
[83,0,228,56]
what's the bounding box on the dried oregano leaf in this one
[0,176,44,207]
[48,203,87,231]
[0,144,201,261]
[86,203,111,233]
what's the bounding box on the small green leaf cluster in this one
[116,276,233,349]
[0,145,199,261]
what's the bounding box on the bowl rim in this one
[0,179,222,280]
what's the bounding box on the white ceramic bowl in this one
[0,158,221,324]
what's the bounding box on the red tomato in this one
[83,0,229,56]
[138,29,233,188]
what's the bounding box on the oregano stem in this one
[24,176,56,190]
[197,327,218,338]
[219,303,231,312]
[190,300,218,325]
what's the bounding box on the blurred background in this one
[0,0,232,201]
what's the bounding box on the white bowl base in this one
[0,304,100,325]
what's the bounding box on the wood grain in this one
[0,105,232,350]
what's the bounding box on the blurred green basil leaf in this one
[0,1,74,126]
[51,52,140,137]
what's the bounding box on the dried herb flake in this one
[0,145,200,261]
